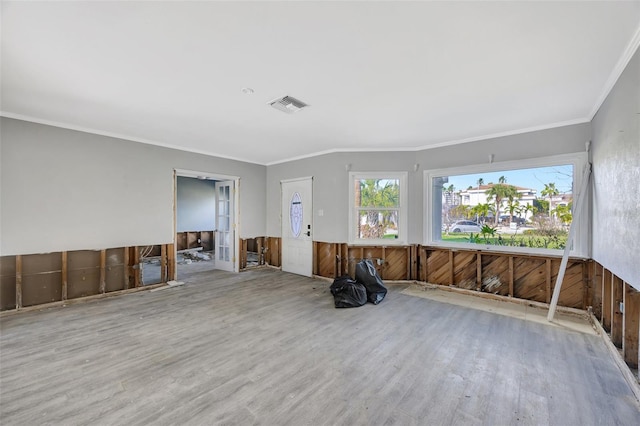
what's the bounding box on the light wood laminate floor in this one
[1,268,639,425]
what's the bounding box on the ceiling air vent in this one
[268,95,309,114]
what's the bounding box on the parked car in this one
[499,215,526,225]
[448,220,482,233]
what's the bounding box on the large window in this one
[349,172,407,244]
[424,153,589,256]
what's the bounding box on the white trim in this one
[348,171,408,246]
[280,176,314,184]
[423,152,589,257]
[265,119,590,166]
[0,112,264,165]
[589,24,640,120]
[2,110,590,167]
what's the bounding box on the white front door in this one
[281,177,313,277]
[215,180,235,272]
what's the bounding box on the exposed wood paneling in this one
[22,253,62,307]
[513,258,546,303]
[0,256,17,311]
[602,268,612,331]
[67,250,101,300]
[453,251,476,289]
[106,248,126,293]
[554,260,586,309]
[623,284,640,369]
[612,275,624,348]
[480,254,509,295]
[592,261,603,319]
[426,249,450,285]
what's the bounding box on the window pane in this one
[435,164,573,250]
[355,179,400,208]
[357,209,399,240]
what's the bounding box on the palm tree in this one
[540,183,559,220]
[485,184,520,225]
[506,198,520,225]
[476,178,484,190]
[471,203,491,224]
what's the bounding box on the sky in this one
[446,164,574,195]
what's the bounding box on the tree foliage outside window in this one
[354,178,400,240]
[426,158,585,254]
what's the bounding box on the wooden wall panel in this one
[453,251,477,289]
[200,231,214,251]
[67,250,101,299]
[22,253,62,307]
[602,268,613,331]
[105,248,126,292]
[480,255,510,295]
[0,256,17,311]
[266,237,281,267]
[176,233,188,251]
[623,284,640,369]
[612,275,624,348]
[384,247,409,281]
[426,250,451,285]
[513,258,546,303]
[554,260,586,309]
[316,242,338,278]
[592,261,603,319]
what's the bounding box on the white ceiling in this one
[2,1,639,165]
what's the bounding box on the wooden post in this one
[161,244,167,283]
[545,259,552,304]
[333,244,338,278]
[476,252,482,291]
[123,247,130,290]
[612,275,624,347]
[15,255,23,309]
[133,246,141,288]
[449,250,455,286]
[602,268,612,331]
[99,249,106,294]
[623,283,639,369]
[410,245,417,281]
[167,243,176,281]
[61,251,68,301]
[508,256,514,297]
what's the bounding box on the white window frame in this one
[423,152,589,258]
[349,171,408,245]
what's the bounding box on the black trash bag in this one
[330,275,367,308]
[355,259,387,304]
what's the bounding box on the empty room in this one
[1,1,639,425]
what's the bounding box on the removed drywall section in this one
[591,48,639,289]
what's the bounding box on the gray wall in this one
[591,49,640,289]
[0,118,267,255]
[266,123,591,243]
[176,176,216,232]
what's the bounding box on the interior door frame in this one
[173,169,241,277]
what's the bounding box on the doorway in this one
[281,177,313,277]
[174,170,240,279]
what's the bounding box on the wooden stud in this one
[133,246,141,288]
[312,242,318,275]
[623,283,640,369]
[99,249,107,294]
[602,267,612,331]
[123,247,130,290]
[15,255,22,310]
[333,244,338,278]
[508,256,514,297]
[381,246,386,280]
[167,243,176,281]
[476,252,482,291]
[612,274,624,348]
[545,259,552,304]
[161,244,167,283]
[61,251,68,301]
[449,250,454,286]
